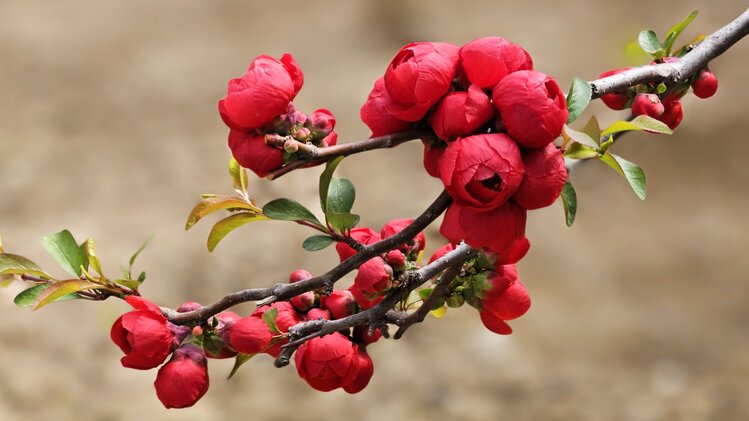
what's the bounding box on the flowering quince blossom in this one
[343,347,375,394]
[335,227,382,261]
[380,218,426,255]
[225,315,272,355]
[154,344,210,409]
[354,257,394,297]
[692,69,718,98]
[459,36,533,90]
[110,296,186,370]
[598,67,633,110]
[512,143,568,210]
[478,267,531,335]
[321,290,357,320]
[252,301,303,357]
[360,78,412,137]
[429,85,494,141]
[294,332,362,392]
[631,93,665,118]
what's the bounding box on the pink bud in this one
[176,301,202,313]
[631,93,665,118]
[154,344,209,409]
[320,290,357,319]
[305,109,336,140]
[289,269,313,283]
[692,69,718,99]
[290,291,316,312]
[385,249,407,269]
[306,308,332,320]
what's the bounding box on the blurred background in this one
[1,1,748,420]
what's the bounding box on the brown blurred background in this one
[1,1,748,420]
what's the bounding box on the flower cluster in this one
[361,37,568,265]
[599,58,718,129]
[219,54,337,177]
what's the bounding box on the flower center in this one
[479,173,503,191]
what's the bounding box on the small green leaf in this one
[663,10,698,54]
[561,180,577,227]
[580,116,602,144]
[137,271,146,282]
[327,178,355,215]
[429,305,447,319]
[326,213,360,233]
[302,235,335,252]
[261,308,281,334]
[319,157,344,213]
[0,253,55,280]
[564,125,598,147]
[185,196,261,230]
[41,230,87,277]
[599,153,647,200]
[263,199,322,227]
[14,284,80,308]
[82,238,102,276]
[207,213,269,252]
[129,236,154,269]
[114,279,142,290]
[638,29,663,57]
[228,157,250,197]
[601,115,672,137]
[32,279,105,310]
[564,142,600,160]
[418,288,433,301]
[228,353,256,380]
[566,78,592,124]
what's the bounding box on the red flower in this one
[335,227,382,262]
[422,141,445,178]
[692,69,718,99]
[385,249,407,269]
[512,143,567,210]
[320,290,357,320]
[206,311,242,359]
[110,296,178,370]
[305,109,336,141]
[228,130,283,178]
[429,85,493,141]
[597,68,633,110]
[349,284,383,310]
[479,310,512,335]
[290,291,316,312]
[360,78,411,137]
[383,42,460,121]
[154,344,209,409]
[440,202,529,264]
[479,274,530,335]
[459,37,533,90]
[493,70,568,148]
[380,218,426,254]
[343,347,375,394]
[429,243,455,264]
[438,133,525,210]
[294,332,360,392]
[252,302,303,357]
[219,54,303,130]
[225,316,272,355]
[354,257,393,297]
[631,93,664,118]
[658,99,683,130]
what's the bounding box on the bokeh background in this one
[1,1,748,420]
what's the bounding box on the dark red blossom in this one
[429,85,493,141]
[354,257,393,297]
[154,344,209,409]
[227,130,283,178]
[343,347,375,394]
[459,36,533,90]
[295,332,360,392]
[335,227,382,262]
[512,143,567,210]
[360,78,411,137]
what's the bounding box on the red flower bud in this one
[305,109,336,140]
[191,326,204,337]
[343,347,375,394]
[440,202,529,264]
[429,85,493,141]
[353,325,382,345]
[219,54,303,130]
[597,68,633,110]
[354,257,393,297]
[294,332,360,392]
[658,99,683,130]
[385,249,407,269]
[306,308,332,321]
[252,301,303,357]
[349,284,383,310]
[692,69,718,99]
[335,227,382,262]
[176,301,202,313]
[429,243,455,264]
[110,296,177,370]
[291,291,316,312]
[320,290,357,319]
[512,143,567,210]
[438,133,525,209]
[225,316,272,355]
[154,344,209,409]
[206,311,241,359]
[493,70,568,148]
[459,36,533,90]
[360,78,411,137]
[227,130,283,178]
[380,218,426,254]
[383,42,460,121]
[289,269,313,283]
[631,93,665,118]
[423,141,445,178]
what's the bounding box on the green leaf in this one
[564,125,598,147]
[319,156,344,213]
[228,353,256,380]
[566,78,592,124]
[207,212,269,252]
[41,230,87,277]
[185,196,262,230]
[302,235,335,252]
[656,83,667,94]
[113,279,142,290]
[82,238,102,276]
[638,30,663,57]
[326,212,360,233]
[0,253,55,280]
[228,157,250,198]
[418,288,433,300]
[580,116,602,144]
[663,10,698,54]
[561,180,577,227]
[128,236,154,269]
[327,178,355,214]
[14,284,80,308]
[32,279,105,310]
[599,153,647,200]
[263,199,322,226]
[430,305,447,319]
[600,115,672,137]
[564,142,600,160]
[261,307,281,334]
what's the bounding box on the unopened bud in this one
[283,139,300,153]
[191,326,204,337]
[291,127,311,142]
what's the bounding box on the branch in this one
[166,190,453,325]
[266,129,432,180]
[273,242,478,367]
[591,7,749,97]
